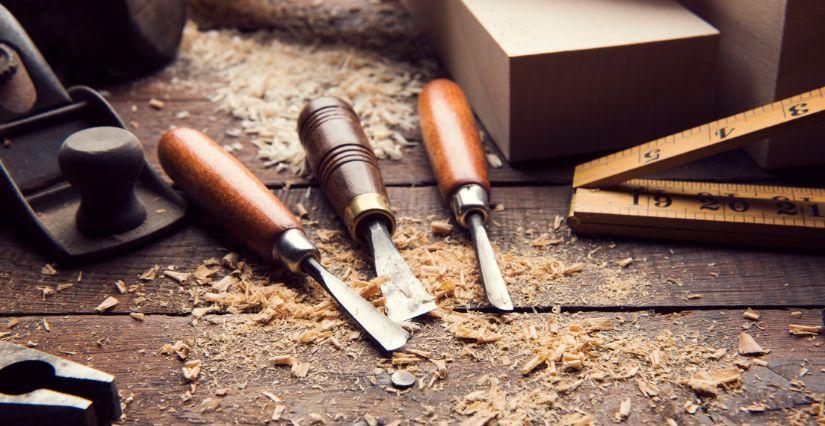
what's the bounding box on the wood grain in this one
[158,127,301,261]
[105,95,814,189]
[2,186,825,315]
[1,310,821,424]
[419,79,490,202]
[298,97,391,236]
[681,0,825,169]
[403,0,718,161]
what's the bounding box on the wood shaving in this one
[637,379,659,397]
[271,355,295,366]
[56,283,74,292]
[615,257,633,268]
[430,221,453,236]
[737,332,768,355]
[129,312,145,321]
[176,22,436,173]
[95,296,119,313]
[114,280,127,294]
[199,397,220,413]
[742,308,760,321]
[40,264,58,276]
[148,98,166,110]
[485,153,503,169]
[163,270,191,284]
[614,398,631,422]
[789,324,822,335]
[139,265,160,281]
[183,360,202,381]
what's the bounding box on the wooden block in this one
[401,0,719,161]
[680,0,825,169]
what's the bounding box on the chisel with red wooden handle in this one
[157,127,409,351]
[418,79,513,311]
[297,97,436,323]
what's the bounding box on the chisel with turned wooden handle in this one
[297,97,436,323]
[418,79,514,311]
[157,127,409,351]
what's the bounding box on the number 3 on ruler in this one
[789,103,809,117]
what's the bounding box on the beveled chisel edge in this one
[467,212,514,311]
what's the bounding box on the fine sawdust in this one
[171,19,436,174]
[142,218,825,423]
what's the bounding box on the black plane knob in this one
[59,127,147,235]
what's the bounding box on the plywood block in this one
[402,0,719,161]
[681,0,825,169]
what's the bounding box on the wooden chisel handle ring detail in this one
[298,97,395,244]
[158,127,317,273]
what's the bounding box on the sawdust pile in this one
[173,17,437,174]
[143,218,822,423]
[175,218,649,326]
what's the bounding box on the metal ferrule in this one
[450,184,490,228]
[343,192,396,244]
[272,228,320,274]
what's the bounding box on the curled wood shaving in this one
[183,360,202,381]
[129,312,145,321]
[139,265,160,281]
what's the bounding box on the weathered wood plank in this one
[110,96,806,188]
[1,310,821,424]
[2,186,823,315]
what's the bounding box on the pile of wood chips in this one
[147,218,823,424]
[171,2,437,175]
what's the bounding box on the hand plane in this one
[0,5,187,263]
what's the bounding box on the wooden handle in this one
[298,97,394,242]
[419,79,490,202]
[157,127,301,261]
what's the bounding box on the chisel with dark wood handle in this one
[157,127,409,351]
[298,97,436,322]
[418,79,513,311]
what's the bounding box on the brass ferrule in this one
[450,184,490,228]
[343,192,396,244]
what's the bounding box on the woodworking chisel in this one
[418,79,514,311]
[157,128,409,351]
[298,97,436,323]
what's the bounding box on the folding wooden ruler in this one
[568,86,825,248]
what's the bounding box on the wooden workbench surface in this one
[1,1,824,424]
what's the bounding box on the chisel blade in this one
[467,213,513,311]
[364,220,437,323]
[302,257,410,351]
